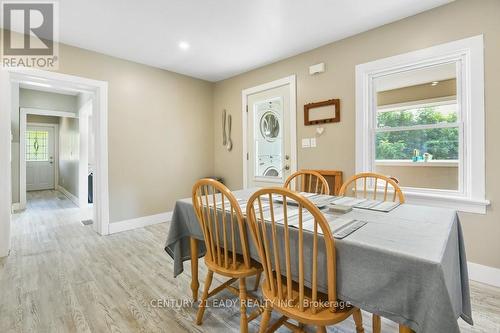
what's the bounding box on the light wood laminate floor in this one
[1,190,499,332]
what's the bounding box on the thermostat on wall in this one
[309,63,325,75]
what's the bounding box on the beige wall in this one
[20,88,77,110]
[26,115,60,124]
[11,88,77,141]
[212,0,500,269]
[54,42,214,222]
[376,165,458,190]
[58,117,79,197]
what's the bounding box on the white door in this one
[26,126,55,191]
[245,81,296,187]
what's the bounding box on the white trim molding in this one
[56,185,79,206]
[109,211,173,234]
[241,75,297,188]
[355,35,488,214]
[0,71,13,257]
[20,108,77,118]
[468,262,500,288]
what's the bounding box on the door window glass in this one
[254,98,283,179]
[26,130,49,161]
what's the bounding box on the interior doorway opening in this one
[15,91,94,225]
[0,69,109,257]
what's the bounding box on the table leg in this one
[190,237,199,302]
[399,325,414,333]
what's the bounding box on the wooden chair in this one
[339,172,404,333]
[246,187,364,333]
[192,179,263,333]
[339,172,405,203]
[284,170,330,195]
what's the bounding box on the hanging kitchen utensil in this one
[222,109,227,146]
[226,114,233,151]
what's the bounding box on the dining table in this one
[164,188,472,333]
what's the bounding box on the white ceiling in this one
[10,0,453,81]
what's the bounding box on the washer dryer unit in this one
[256,98,283,178]
[258,154,282,178]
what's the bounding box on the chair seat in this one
[205,252,262,278]
[261,279,358,326]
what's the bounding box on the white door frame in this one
[23,121,59,193]
[241,75,297,188]
[20,108,73,208]
[0,68,110,259]
[78,99,92,219]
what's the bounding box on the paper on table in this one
[354,199,380,209]
[301,215,356,235]
[331,197,367,207]
[368,201,400,212]
[298,192,341,207]
[215,198,271,215]
[263,207,300,224]
[329,217,357,233]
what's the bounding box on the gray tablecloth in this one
[164,188,472,333]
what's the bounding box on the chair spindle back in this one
[246,187,337,313]
[192,179,251,270]
[339,172,405,203]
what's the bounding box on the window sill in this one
[402,189,490,214]
[375,160,459,167]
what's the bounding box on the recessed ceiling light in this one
[178,41,190,50]
[431,81,439,86]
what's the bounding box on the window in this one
[376,100,459,161]
[355,36,488,213]
[26,130,49,161]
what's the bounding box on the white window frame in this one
[376,97,460,165]
[355,35,489,214]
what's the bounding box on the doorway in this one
[0,68,109,258]
[242,75,297,188]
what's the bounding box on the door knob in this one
[284,165,290,171]
[285,155,290,160]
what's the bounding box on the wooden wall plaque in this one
[304,99,340,125]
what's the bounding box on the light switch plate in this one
[310,138,317,147]
[302,138,310,148]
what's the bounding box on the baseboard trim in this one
[56,185,79,206]
[109,211,173,234]
[468,262,500,288]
